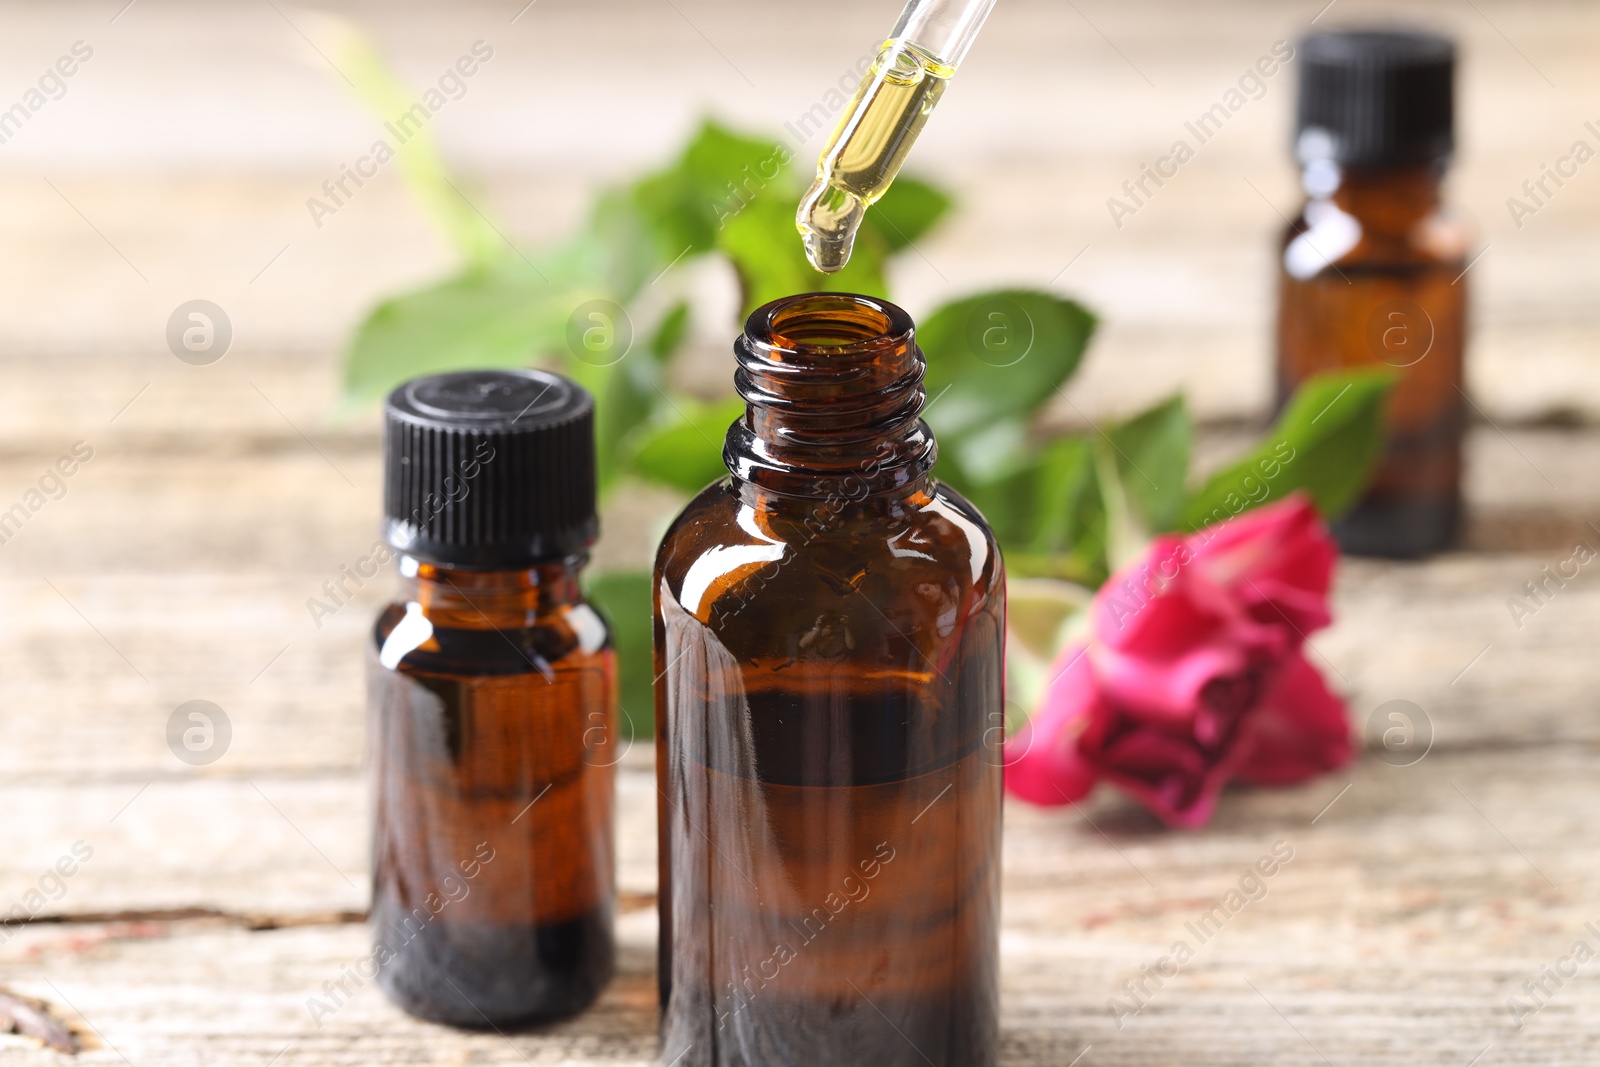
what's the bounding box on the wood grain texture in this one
[0,3,1596,434]
[2,0,1597,1061]
[3,521,1595,783]
[3,430,1600,1062]
[3,748,1599,1064]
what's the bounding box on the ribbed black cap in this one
[1296,30,1456,167]
[383,369,597,566]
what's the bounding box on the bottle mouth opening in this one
[729,292,934,498]
[751,293,913,355]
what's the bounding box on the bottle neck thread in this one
[724,294,937,500]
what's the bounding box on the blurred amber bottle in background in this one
[654,294,1004,1066]
[1277,30,1470,557]
[369,370,615,1026]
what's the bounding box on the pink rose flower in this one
[1005,494,1352,827]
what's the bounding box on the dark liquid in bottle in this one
[657,543,1002,1067]
[370,604,616,1027]
[1276,167,1468,558]
[1277,260,1465,556]
[656,294,1005,1066]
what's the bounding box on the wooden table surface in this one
[3,0,1599,1063]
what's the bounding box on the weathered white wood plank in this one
[0,916,662,1066]
[3,742,1593,961]
[5,761,1600,1067]
[2,544,1596,788]
[0,427,1592,586]
[1,3,1597,1061]
[0,1,1596,435]
[0,766,660,919]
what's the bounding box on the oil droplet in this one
[795,40,950,274]
[797,178,865,274]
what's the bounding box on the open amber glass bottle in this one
[369,370,616,1027]
[653,294,1004,1066]
[1276,30,1469,557]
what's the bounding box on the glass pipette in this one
[796,0,998,273]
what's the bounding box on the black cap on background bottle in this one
[1296,29,1456,168]
[383,369,597,566]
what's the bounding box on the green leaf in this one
[1092,438,1146,572]
[714,166,947,315]
[940,433,1063,546]
[342,263,592,405]
[586,189,668,301]
[579,121,793,303]
[585,570,655,739]
[626,121,792,284]
[588,303,693,496]
[589,360,660,497]
[1107,395,1192,533]
[625,397,743,494]
[945,418,1029,485]
[862,175,953,253]
[1021,434,1105,562]
[315,17,505,269]
[918,290,1097,441]
[941,433,1108,587]
[717,192,890,316]
[1178,368,1398,531]
[649,301,692,363]
[641,121,787,247]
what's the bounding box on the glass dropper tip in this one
[793,0,997,272]
[797,177,866,274]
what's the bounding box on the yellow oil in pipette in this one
[798,40,953,273]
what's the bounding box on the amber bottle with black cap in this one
[653,294,1005,1066]
[368,369,616,1026]
[1276,29,1470,556]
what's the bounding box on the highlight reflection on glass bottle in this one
[654,294,1004,1066]
[368,370,616,1027]
[1276,30,1469,557]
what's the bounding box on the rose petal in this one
[1239,580,1333,640]
[1004,644,1101,806]
[1192,495,1337,636]
[1094,600,1286,719]
[1234,653,1353,785]
[1093,733,1234,829]
[1012,494,1346,827]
